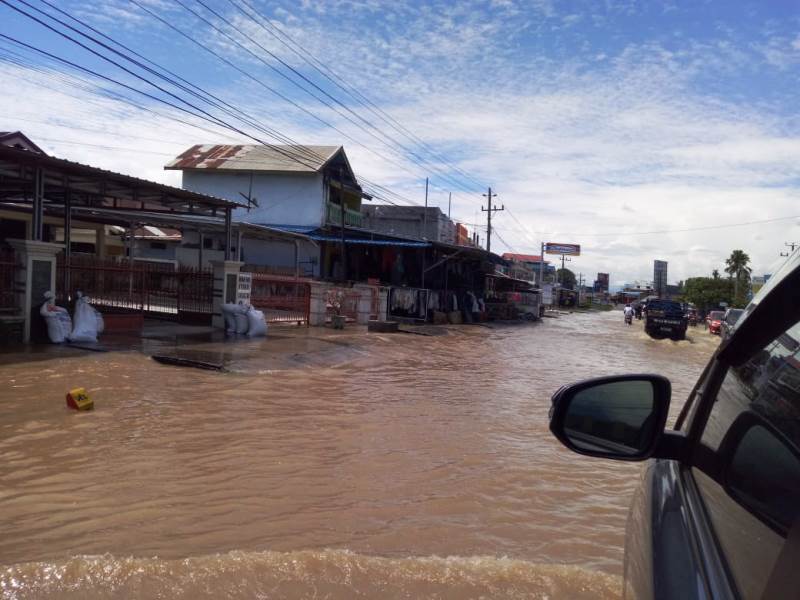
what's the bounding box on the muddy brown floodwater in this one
[0,311,718,599]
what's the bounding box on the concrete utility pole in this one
[422,177,429,239]
[539,242,545,287]
[560,255,572,286]
[447,192,452,219]
[481,187,504,253]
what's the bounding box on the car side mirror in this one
[717,412,800,536]
[549,375,671,461]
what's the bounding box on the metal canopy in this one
[0,145,245,219]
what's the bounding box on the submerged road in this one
[0,311,718,599]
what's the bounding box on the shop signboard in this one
[544,242,580,256]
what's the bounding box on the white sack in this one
[222,303,240,333]
[245,307,267,337]
[39,301,67,343]
[69,296,99,343]
[234,309,250,334]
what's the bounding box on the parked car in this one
[707,310,725,335]
[644,299,688,340]
[548,251,800,599]
[721,308,744,340]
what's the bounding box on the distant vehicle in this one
[686,308,698,326]
[707,310,725,335]
[643,299,687,340]
[721,308,744,340]
[549,250,800,599]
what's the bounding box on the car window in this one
[692,319,800,599]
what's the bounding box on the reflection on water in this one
[0,311,716,599]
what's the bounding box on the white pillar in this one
[7,239,64,343]
[210,260,243,329]
[308,280,331,326]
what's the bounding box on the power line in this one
[0,11,419,207]
[227,0,488,192]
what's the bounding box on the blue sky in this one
[2,0,799,285]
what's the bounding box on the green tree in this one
[683,277,734,311]
[725,249,752,307]
[712,269,720,279]
[556,268,576,289]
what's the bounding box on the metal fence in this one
[56,255,213,321]
[0,249,16,312]
[249,273,310,325]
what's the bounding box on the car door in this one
[685,317,800,600]
[624,255,800,600]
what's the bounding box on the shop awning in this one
[265,224,430,247]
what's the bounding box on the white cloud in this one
[1,0,798,288]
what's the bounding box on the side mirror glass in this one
[719,412,800,536]
[549,375,671,460]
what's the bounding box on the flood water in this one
[0,311,718,599]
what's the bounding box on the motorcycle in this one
[625,312,633,325]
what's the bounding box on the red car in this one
[707,310,725,334]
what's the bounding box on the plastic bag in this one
[69,293,100,343]
[245,307,267,337]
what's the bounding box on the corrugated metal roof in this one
[165,144,341,173]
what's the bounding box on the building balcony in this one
[326,201,363,228]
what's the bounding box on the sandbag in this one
[221,303,240,333]
[234,308,250,335]
[245,307,267,337]
[40,299,70,343]
[70,295,99,343]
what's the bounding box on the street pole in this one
[539,242,545,288]
[422,177,429,239]
[481,187,504,254]
[447,192,451,219]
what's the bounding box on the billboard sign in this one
[545,242,580,256]
[596,272,609,292]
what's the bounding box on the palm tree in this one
[712,269,720,279]
[725,250,752,300]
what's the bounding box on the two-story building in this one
[166,144,437,282]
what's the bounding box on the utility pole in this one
[539,242,545,288]
[481,187,504,254]
[560,255,572,286]
[447,192,452,219]
[781,241,798,257]
[422,177,429,239]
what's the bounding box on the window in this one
[692,320,800,599]
[203,237,213,250]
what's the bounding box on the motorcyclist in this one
[623,304,634,325]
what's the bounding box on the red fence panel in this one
[249,273,310,325]
[56,256,213,322]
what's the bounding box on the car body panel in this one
[624,460,712,600]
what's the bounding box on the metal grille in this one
[56,256,213,321]
[249,273,310,325]
[0,249,16,312]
